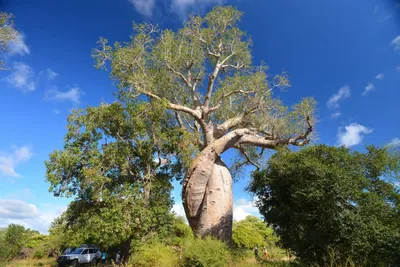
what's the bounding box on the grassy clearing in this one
[4,258,57,267]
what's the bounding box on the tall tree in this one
[46,101,188,258]
[92,6,316,242]
[0,12,18,70]
[250,145,400,265]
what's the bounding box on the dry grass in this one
[4,258,57,267]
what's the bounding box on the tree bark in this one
[183,156,233,243]
[182,131,236,243]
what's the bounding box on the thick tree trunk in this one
[182,129,251,243]
[182,151,233,243]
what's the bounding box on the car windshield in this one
[70,248,84,254]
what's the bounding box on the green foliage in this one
[0,225,46,263]
[0,224,27,262]
[168,216,194,246]
[92,6,316,171]
[250,145,400,266]
[181,237,230,267]
[0,12,18,70]
[232,216,279,249]
[129,241,180,267]
[45,101,187,255]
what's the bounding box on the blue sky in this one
[0,0,399,233]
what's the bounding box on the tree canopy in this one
[250,145,400,266]
[92,5,316,241]
[92,6,316,169]
[232,215,279,250]
[45,101,189,258]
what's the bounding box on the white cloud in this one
[172,202,186,217]
[337,123,373,148]
[45,86,82,104]
[388,138,400,147]
[327,85,350,109]
[0,146,33,177]
[171,0,226,16]
[9,33,30,56]
[128,0,155,16]
[233,197,260,221]
[391,35,400,51]
[362,82,375,96]
[0,199,38,220]
[5,62,37,93]
[375,73,384,80]
[331,112,341,119]
[46,68,58,80]
[396,66,400,72]
[52,109,61,115]
[0,199,66,233]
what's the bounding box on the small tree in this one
[93,6,316,242]
[0,224,27,262]
[250,145,400,265]
[0,12,18,70]
[232,215,278,250]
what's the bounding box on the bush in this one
[129,241,180,267]
[181,237,230,267]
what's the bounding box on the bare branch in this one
[234,145,260,170]
[166,63,192,87]
[204,63,221,108]
[237,117,313,148]
[139,89,201,119]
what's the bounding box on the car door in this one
[82,249,90,263]
[88,249,95,262]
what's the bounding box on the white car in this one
[57,247,100,266]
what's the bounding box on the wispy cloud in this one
[375,73,384,80]
[0,146,33,178]
[171,0,226,16]
[337,123,372,148]
[52,109,61,115]
[373,5,378,14]
[5,62,37,93]
[128,0,155,16]
[9,33,30,56]
[396,66,400,72]
[46,68,58,81]
[331,112,341,119]
[362,82,375,96]
[388,138,400,147]
[327,85,350,109]
[45,86,82,104]
[391,36,400,51]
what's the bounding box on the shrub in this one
[181,237,230,267]
[129,241,180,267]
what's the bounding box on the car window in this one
[70,248,84,254]
[82,249,89,254]
[89,249,95,254]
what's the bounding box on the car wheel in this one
[71,259,79,267]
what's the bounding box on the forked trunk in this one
[182,148,233,243]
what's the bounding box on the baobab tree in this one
[93,6,316,243]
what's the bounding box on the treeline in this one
[0,224,59,263]
[0,216,285,266]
